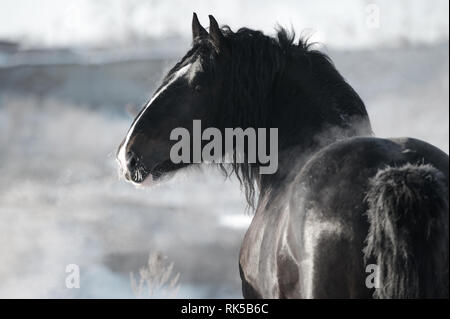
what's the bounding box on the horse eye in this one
[194,85,203,92]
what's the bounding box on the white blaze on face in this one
[117,63,193,178]
[187,59,203,84]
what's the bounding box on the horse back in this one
[287,136,448,298]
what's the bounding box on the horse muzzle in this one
[117,148,151,184]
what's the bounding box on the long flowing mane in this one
[207,26,372,208]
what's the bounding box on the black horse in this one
[117,14,449,298]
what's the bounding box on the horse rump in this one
[364,163,449,298]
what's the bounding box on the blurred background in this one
[0,0,448,298]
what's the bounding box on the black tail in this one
[364,163,449,298]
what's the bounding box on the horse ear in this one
[208,15,225,52]
[192,12,207,40]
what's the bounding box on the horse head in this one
[117,14,229,185]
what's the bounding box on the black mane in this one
[219,27,303,207]
[172,26,372,208]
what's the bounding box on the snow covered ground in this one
[0,0,448,299]
[0,95,250,298]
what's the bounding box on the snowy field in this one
[0,0,448,299]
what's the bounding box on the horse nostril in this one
[126,151,138,171]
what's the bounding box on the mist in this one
[0,0,448,298]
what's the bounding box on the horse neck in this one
[257,53,373,205]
